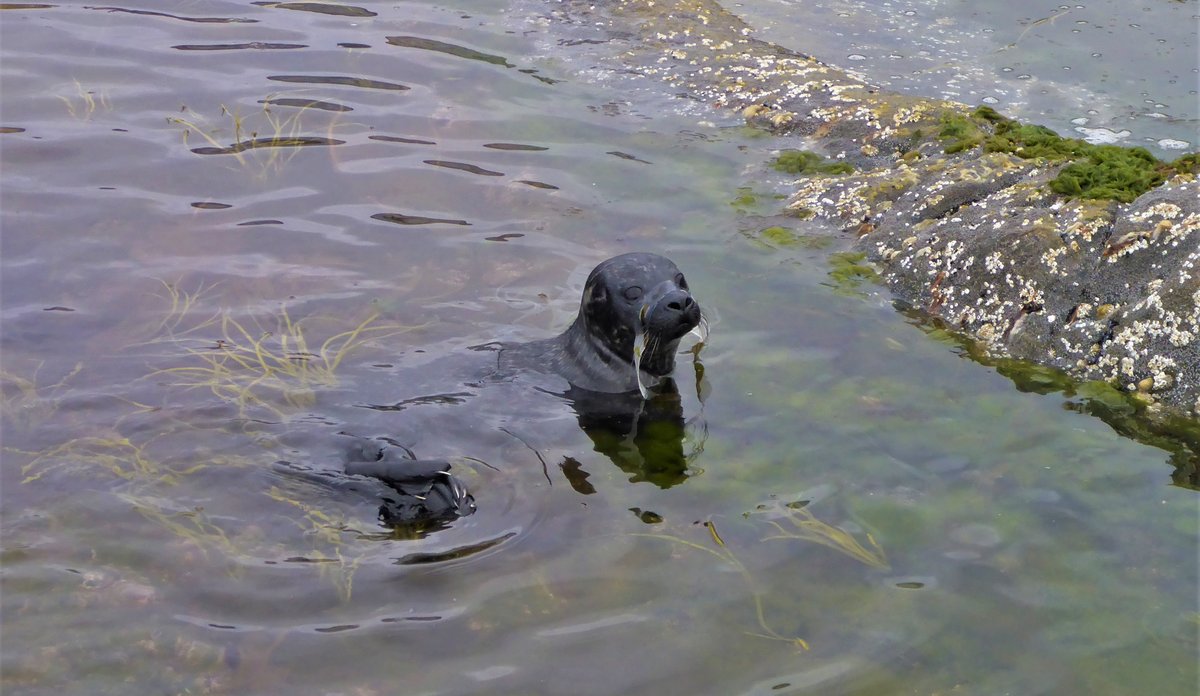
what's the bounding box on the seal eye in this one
[675,274,688,290]
[623,286,643,302]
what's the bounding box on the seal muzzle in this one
[642,280,701,341]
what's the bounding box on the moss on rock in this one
[773,149,855,176]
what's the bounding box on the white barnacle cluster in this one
[845,104,879,130]
[877,243,902,263]
[1131,201,1183,223]
[890,105,931,127]
[1105,205,1196,262]
[984,251,1005,274]
[1040,245,1070,276]
[966,292,1016,343]
[935,238,968,273]
[903,190,945,221]
[791,176,871,222]
[1101,290,1198,386]
[827,83,862,105]
[807,103,860,125]
[1062,214,1108,244]
[1167,211,1200,249]
[1017,282,1045,308]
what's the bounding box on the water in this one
[727,0,1199,155]
[1,1,1196,694]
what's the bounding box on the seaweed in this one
[1049,145,1166,203]
[10,283,415,597]
[635,520,810,650]
[826,251,880,294]
[937,111,986,154]
[146,283,418,420]
[636,504,887,650]
[57,79,111,121]
[755,500,889,570]
[935,105,1198,202]
[166,98,341,176]
[772,149,855,176]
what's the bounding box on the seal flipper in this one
[342,438,476,525]
[344,457,454,485]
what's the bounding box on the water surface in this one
[1,2,1196,694]
[727,0,1198,154]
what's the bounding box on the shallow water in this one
[1,2,1196,695]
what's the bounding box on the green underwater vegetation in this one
[826,251,880,295]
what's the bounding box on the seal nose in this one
[662,290,695,314]
[656,288,700,325]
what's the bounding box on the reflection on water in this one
[1,1,1196,694]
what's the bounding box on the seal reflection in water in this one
[348,252,706,528]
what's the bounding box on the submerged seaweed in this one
[146,282,417,420]
[636,502,886,650]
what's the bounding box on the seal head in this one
[502,253,702,395]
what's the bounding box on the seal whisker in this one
[632,327,651,400]
[690,313,710,343]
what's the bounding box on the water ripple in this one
[268,75,410,91]
[371,212,471,226]
[483,142,548,151]
[84,6,257,23]
[386,35,513,67]
[172,42,307,51]
[424,160,505,177]
[190,136,344,155]
[252,1,377,17]
[258,97,353,112]
[368,135,436,145]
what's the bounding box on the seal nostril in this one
[667,301,682,311]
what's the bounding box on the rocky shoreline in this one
[545,0,1199,425]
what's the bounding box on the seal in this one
[343,440,475,527]
[320,252,704,530]
[499,252,704,396]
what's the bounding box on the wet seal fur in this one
[499,252,703,396]
[334,253,704,529]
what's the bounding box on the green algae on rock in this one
[772,149,854,176]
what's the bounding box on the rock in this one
[545,0,1200,426]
